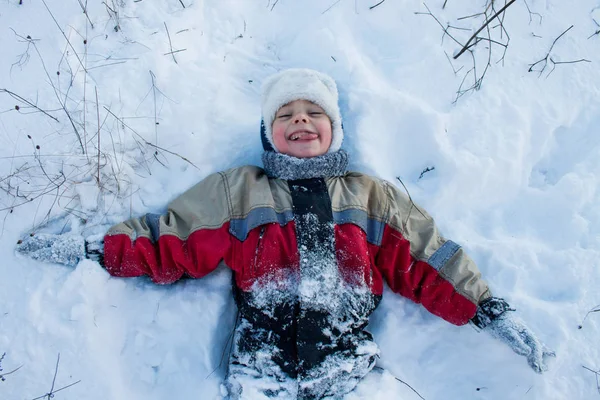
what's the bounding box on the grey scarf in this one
[262,150,349,180]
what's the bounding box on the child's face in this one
[271,100,333,158]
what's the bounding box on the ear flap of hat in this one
[260,120,275,152]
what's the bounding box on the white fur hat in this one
[261,68,344,153]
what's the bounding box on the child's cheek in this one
[271,122,288,151]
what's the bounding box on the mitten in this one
[16,232,105,267]
[473,297,555,373]
[16,233,86,267]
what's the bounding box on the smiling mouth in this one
[289,131,318,141]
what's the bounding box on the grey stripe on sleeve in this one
[427,240,461,271]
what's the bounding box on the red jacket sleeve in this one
[102,172,233,284]
[375,181,491,325]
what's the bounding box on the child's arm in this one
[102,171,233,284]
[375,180,490,325]
[376,181,553,372]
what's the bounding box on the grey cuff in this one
[471,297,515,329]
[85,239,105,266]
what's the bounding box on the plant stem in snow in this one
[96,86,100,186]
[30,353,81,400]
[454,0,516,59]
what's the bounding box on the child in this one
[17,68,554,399]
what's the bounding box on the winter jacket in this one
[102,159,491,398]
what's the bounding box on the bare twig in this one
[26,37,85,152]
[0,353,24,382]
[207,310,238,379]
[0,364,24,380]
[164,22,178,64]
[103,107,200,171]
[95,87,101,186]
[444,51,464,75]
[163,49,187,56]
[178,0,186,8]
[578,304,600,329]
[41,0,87,72]
[588,29,600,39]
[582,365,600,394]
[589,16,600,39]
[395,176,427,225]
[454,0,516,59]
[77,0,95,28]
[31,380,82,400]
[374,366,426,400]
[103,1,121,32]
[0,89,60,123]
[528,25,589,77]
[9,28,39,74]
[457,12,485,21]
[551,59,591,66]
[524,0,542,25]
[150,71,159,148]
[86,60,128,70]
[322,0,342,14]
[416,4,464,48]
[418,166,435,179]
[83,32,88,156]
[370,0,386,10]
[29,353,81,400]
[419,1,514,101]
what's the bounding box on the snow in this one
[1,0,599,399]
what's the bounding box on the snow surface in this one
[1,0,599,399]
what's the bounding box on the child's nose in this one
[293,113,309,124]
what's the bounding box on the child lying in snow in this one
[17,68,554,399]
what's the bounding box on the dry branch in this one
[164,22,179,64]
[415,4,463,48]
[150,71,159,147]
[524,0,542,25]
[41,0,87,72]
[322,0,342,15]
[589,15,600,39]
[418,2,511,102]
[528,25,591,76]
[9,28,39,73]
[0,352,23,382]
[95,87,101,186]
[30,353,81,400]
[77,0,95,28]
[579,304,600,329]
[582,365,600,394]
[370,0,386,10]
[0,89,60,122]
[103,107,200,171]
[418,166,435,179]
[23,33,85,152]
[454,0,516,59]
[374,366,425,400]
